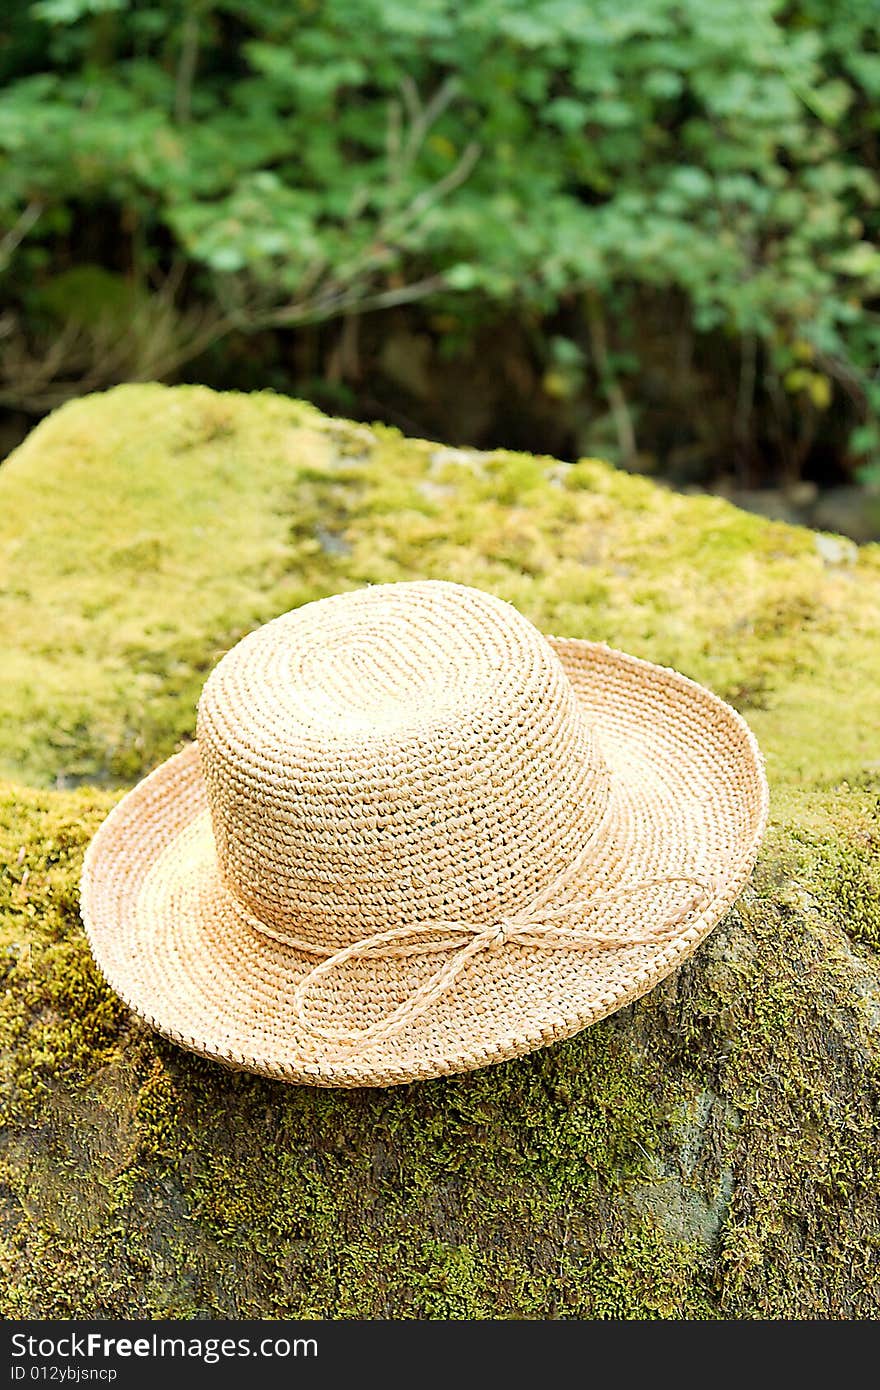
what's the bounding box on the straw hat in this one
[81,580,768,1088]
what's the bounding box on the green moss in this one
[0,384,878,1318]
[0,784,123,1120]
[3,383,879,792]
[785,807,880,953]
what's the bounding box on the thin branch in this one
[401,74,459,167]
[256,272,447,331]
[385,141,481,238]
[399,74,421,127]
[334,273,448,315]
[735,332,757,486]
[0,201,44,271]
[386,97,403,173]
[383,74,462,210]
[814,349,868,409]
[585,288,637,467]
[151,253,187,302]
[174,11,201,125]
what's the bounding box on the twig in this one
[386,141,481,233]
[735,332,757,486]
[174,10,201,125]
[338,273,447,314]
[262,272,446,329]
[399,74,421,127]
[393,74,461,178]
[585,288,637,467]
[386,97,403,175]
[815,349,868,409]
[0,201,44,271]
[403,75,460,165]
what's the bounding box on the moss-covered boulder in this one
[1,383,878,1318]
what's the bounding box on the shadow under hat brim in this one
[79,638,769,1088]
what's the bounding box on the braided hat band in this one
[239,785,719,1049]
[81,582,768,1088]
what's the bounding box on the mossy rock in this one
[1,383,878,1318]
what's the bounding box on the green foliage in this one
[0,1,879,470]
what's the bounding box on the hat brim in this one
[80,639,768,1087]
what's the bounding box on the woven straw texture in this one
[81,581,768,1087]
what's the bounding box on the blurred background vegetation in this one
[1,0,879,531]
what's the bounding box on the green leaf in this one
[445,263,481,291]
[832,243,880,281]
[32,0,124,22]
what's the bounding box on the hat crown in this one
[197,581,610,948]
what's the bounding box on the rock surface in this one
[1,384,879,1318]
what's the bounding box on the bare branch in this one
[418,76,461,138]
[401,74,459,168]
[386,97,403,172]
[399,74,421,126]
[585,288,637,468]
[0,201,44,271]
[174,11,201,125]
[815,349,868,408]
[341,274,448,314]
[385,141,481,234]
[0,294,234,413]
[255,269,448,331]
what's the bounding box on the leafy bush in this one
[0,0,879,482]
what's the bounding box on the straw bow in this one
[285,872,715,1049]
